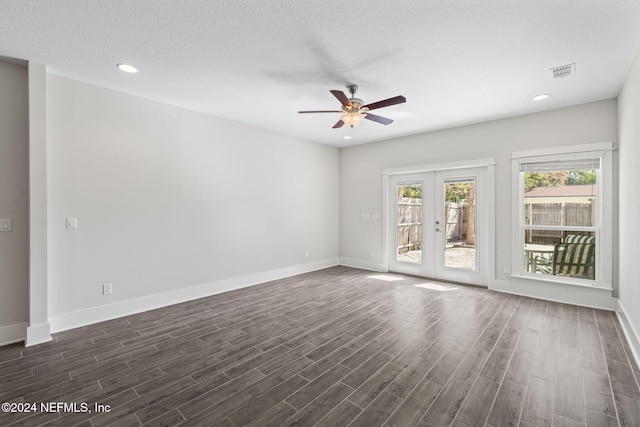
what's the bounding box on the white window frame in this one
[511,142,613,289]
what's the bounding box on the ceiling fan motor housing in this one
[344,84,363,111]
[345,98,364,111]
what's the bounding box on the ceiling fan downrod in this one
[345,84,364,110]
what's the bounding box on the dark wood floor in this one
[1,266,639,427]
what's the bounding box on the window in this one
[512,143,613,288]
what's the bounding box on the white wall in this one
[47,76,339,326]
[618,46,640,361]
[0,59,29,344]
[340,99,618,308]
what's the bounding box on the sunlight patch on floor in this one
[414,282,459,291]
[367,274,405,282]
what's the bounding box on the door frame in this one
[382,158,496,286]
[387,173,436,277]
[433,168,487,285]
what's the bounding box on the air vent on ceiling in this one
[550,63,576,79]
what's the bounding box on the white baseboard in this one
[0,322,28,347]
[490,278,617,311]
[49,258,339,333]
[25,322,52,347]
[339,257,386,272]
[616,300,640,371]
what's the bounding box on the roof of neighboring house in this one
[525,184,597,198]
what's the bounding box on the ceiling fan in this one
[298,85,406,128]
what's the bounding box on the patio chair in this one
[534,235,595,279]
[564,234,595,244]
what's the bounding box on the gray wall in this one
[0,60,29,331]
[618,46,640,353]
[46,75,339,319]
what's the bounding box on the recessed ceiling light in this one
[343,136,352,140]
[533,94,550,101]
[117,63,138,73]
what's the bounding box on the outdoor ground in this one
[398,245,476,270]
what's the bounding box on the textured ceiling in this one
[1,0,640,147]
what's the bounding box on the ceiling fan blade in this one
[332,120,345,128]
[363,95,406,111]
[330,90,353,108]
[298,110,343,113]
[365,113,393,125]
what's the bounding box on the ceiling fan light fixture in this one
[341,112,365,128]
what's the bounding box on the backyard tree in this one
[401,185,422,198]
[524,169,596,190]
[445,182,473,203]
[524,171,568,190]
[567,169,597,185]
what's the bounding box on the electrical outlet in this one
[503,265,511,274]
[369,249,374,257]
[304,250,309,258]
[102,283,112,295]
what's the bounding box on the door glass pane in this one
[443,178,476,270]
[396,182,422,263]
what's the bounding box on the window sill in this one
[510,272,613,291]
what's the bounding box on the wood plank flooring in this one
[1,266,639,426]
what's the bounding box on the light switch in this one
[66,217,78,230]
[102,283,112,295]
[0,218,11,232]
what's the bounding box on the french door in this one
[388,167,488,286]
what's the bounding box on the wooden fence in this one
[397,197,422,253]
[397,199,470,253]
[525,202,595,244]
[397,200,594,249]
[444,202,469,242]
